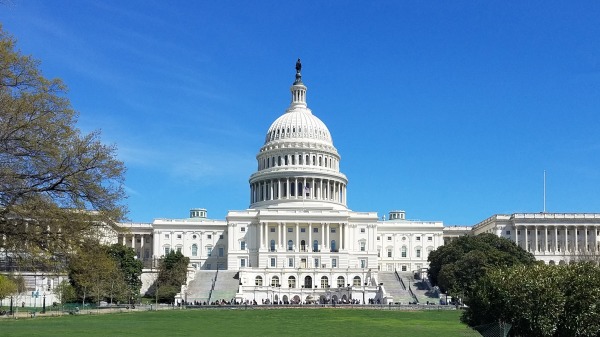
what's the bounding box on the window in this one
[313,240,319,252]
[416,236,421,241]
[164,246,170,255]
[288,227,293,232]
[271,276,280,287]
[331,228,336,233]
[270,257,276,267]
[270,227,275,232]
[191,244,198,256]
[387,249,392,258]
[401,265,407,271]
[360,228,365,233]
[331,240,336,252]
[401,246,407,258]
[207,234,212,239]
[240,241,246,250]
[313,227,318,233]
[387,236,392,241]
[177,234,182,239]
[353,276,362,286]
[255,276,263,286]
[219,234,224,239]
[207,246,212,256]
[301,228,306,233]
[360,241,366,251]
[288,276,296,288]
[241,227,246,232]
[332,258,337,268]
[192,235,197,239]
[416,249,421,258]
[321,276,329,288]
[136,238,141,243]
[506,230,511,235]
[270,239,276,252]
[314,258,319,268]
[377,236,380,241]
[288,257,294,267]
[240,259,246,267]
[165,234,170,239]
[427,237,432,241]
[337,276,345,288]
[218,247,224,257]
[288,240,293,251]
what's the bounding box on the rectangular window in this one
[360,228,365,233]
[387,236,392,241]
[401,265,407,272]
[240,259,246,267]
[240,241,246,250]
[416,236,421,241]
[331,228,336,233]
[241,227,246,232]
[207,234,212,239]
[332,258,337,268]
[270,258,276,267]
[218,247,224,257]
[165,234,170,239]
[427,237,432,241]
[360,259,366,268]
[270,227,275,232]
[288,257,294,267]
[220,234,224,239]
[207,247,212,256]
[314,258,319,268]
[506,230,511,235]
[313,228,318,233]
[136,238,141,243]
[360,242,366,251]
[288,227,293,232]
[387,250,392,257]
[164,247,170,255]
[416,249,421,258]
[377,236,380,241]
[177,234,182,239]
[176,247,182,253]
[301,228,306,233]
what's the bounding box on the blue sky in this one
[1,1,599,225]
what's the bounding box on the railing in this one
[208,270,219,304]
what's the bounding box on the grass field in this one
[0,308,477,336]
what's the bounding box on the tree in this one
[106,244,142,304]
[0,274,17,304]
[152,251,189,303]
[464,262,600,337]
[427,233,536,300]
[0,25,126,267]
[67,243,123,308]
[53,280,76,313]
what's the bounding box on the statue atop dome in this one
[294,58,303,84]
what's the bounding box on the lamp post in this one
[42,293,46,314]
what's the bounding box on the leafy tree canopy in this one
[153,251,189,303]
[0,25,126,267]
[107,243,143,301]
[0,274,17,300]
[427,233,536,299]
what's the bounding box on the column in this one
[513,225,518,247]
[295,223,299,252]
[524,226,528,251]
[584,226,588,251]
[294,178,298,199]
[140,234,145,261]
[554,226,558,253]
[321,223,326,250]
[308,222,312,252]
[286,178,290,199]
[131,235,135,250]
[326,223,330,250]
[534,225,538,252]
[575,226,578,252]
[153,231,159,258]
[564,226,568,252]
[543,226,548,252]
[320,179,323,200]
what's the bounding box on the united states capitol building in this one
[114,62,600,305]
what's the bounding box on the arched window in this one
[255,276,263,286]
[304,276,312,288]
[353,276,361,286]
[191,244,198,256]
[270,239,276,252]
[301,240,306,252]
[331,240,337,252]
[313,240,319,252]
[401,246,407,258]
[321,276,329,288]
[271,276,280,287]
[285,156,288,165]
[288,276,296,288]
[288,240,294,251]
[306,155,309,165]
[337,276,345,288]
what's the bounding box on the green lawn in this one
[0,308,477,336]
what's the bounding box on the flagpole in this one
[543,170,546,213]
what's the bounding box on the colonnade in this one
[513,224,600,253]
[256,222,348,252]
[257,152,339,171]
[250,177,346,204]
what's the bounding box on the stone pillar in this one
[584,226,588,251]
[295,223,299,252]
[554,226,558,253]
[575,226,579,253]
[140,234,145,260]
[308,222,312,252]
[524,226,528,251]
[534,225,538,252]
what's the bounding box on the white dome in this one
[264,109,332,145]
